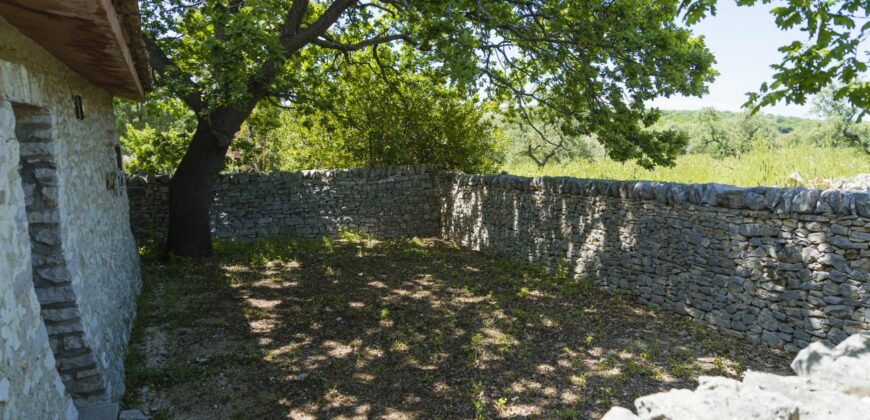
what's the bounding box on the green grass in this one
[503,146,870,187]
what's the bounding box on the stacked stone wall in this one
[127,166,440,242]
[439,172,870,351]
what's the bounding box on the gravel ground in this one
[123,236,791,419]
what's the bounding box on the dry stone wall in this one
[439,172,870,351]
[127,167,870,352]
[127,166,440,242]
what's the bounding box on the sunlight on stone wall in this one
[441,172,869,352]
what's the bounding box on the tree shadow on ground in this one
[123,237,790,419]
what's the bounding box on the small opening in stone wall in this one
[114,143,123,171]
[12,103,106,402]
[72,95,84,120]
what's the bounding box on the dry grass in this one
[504,146,870,188]
[123,236,790,419]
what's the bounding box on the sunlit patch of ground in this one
[123,237,790,419]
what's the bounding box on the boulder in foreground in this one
[603,333,870,420]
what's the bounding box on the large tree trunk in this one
[163,120,231,258]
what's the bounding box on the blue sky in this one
[651,2,813,118]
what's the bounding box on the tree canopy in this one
[141,0,717,168]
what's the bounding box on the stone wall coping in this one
[444,171,870,218]
[126,166,870,217]
[126,165,438,187]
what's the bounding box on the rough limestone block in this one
[77,402,118,420]
[0,378,9,402]
[601,406,641,420]
[606,334,870,419]
[791,332,870,397]
[743,371,870,419]
[634,377,800,420]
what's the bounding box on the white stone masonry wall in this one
[0,14,141,414]
[0,95,76,420]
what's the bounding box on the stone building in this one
[0,0,147,418]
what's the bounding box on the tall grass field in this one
[503,147,869,188]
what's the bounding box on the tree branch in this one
[313,33,413,52]
[252,0,356,98]
[280,0,357,56]
[281,0,310,42]
[142,35,203,112]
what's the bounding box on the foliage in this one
[115,89,196,174]
[120,60,503,174]
[332,73,503,173]
[274,55,505,173]
[113,88,195,136]
[128,1,870,175]
[497,112,601,168]
[120,124,192,175]
[674,108,775,157]
[810,85,870,152]
[499,106,868,167]
[652,109,810,135]
[653,107,870,155]
[224,104,289,172]
[694,107,730,156]
[730,111,779,151]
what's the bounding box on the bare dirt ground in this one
[123,236,790,419]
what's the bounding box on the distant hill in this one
[656,109,817,135]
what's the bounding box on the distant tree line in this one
[500,85,870,167]
[660,88,870,158]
